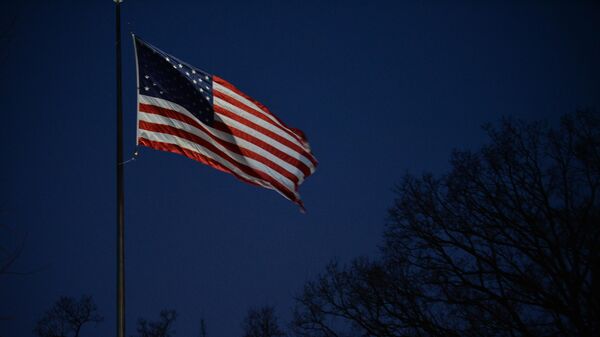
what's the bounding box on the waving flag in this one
[133,36,317,210]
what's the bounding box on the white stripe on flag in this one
[138,111,301,188]
[139,94,315,173]
[139,128,305,207]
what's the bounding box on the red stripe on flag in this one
[138,136,303,206]
[139,120,300,186]
[139,103,312,177]
[213,76,315,152]
[214,105,318,167]
[211,120,312,177]
[213,90,311,149]
[138,137,261,188]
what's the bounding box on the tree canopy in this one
[34,295,102,337]
[242,306,286,337]
[133,309,178,337]
[292,111,600,337]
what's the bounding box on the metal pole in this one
[115,1,125,337]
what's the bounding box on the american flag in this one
[133,36,317,210]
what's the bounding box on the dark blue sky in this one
[1,1,599,337]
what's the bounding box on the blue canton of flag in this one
[135,37,214,125]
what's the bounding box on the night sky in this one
[1,1,599,337]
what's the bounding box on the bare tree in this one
[242,306,286,337]
[34,295,103,337]
[293,110,600,337]
[133,309,178,337]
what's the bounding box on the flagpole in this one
[114,1,125,337]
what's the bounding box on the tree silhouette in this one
[133,309,178,337]
[33,295,102,337]
[242,306,286,337]
[293,110,600,337]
